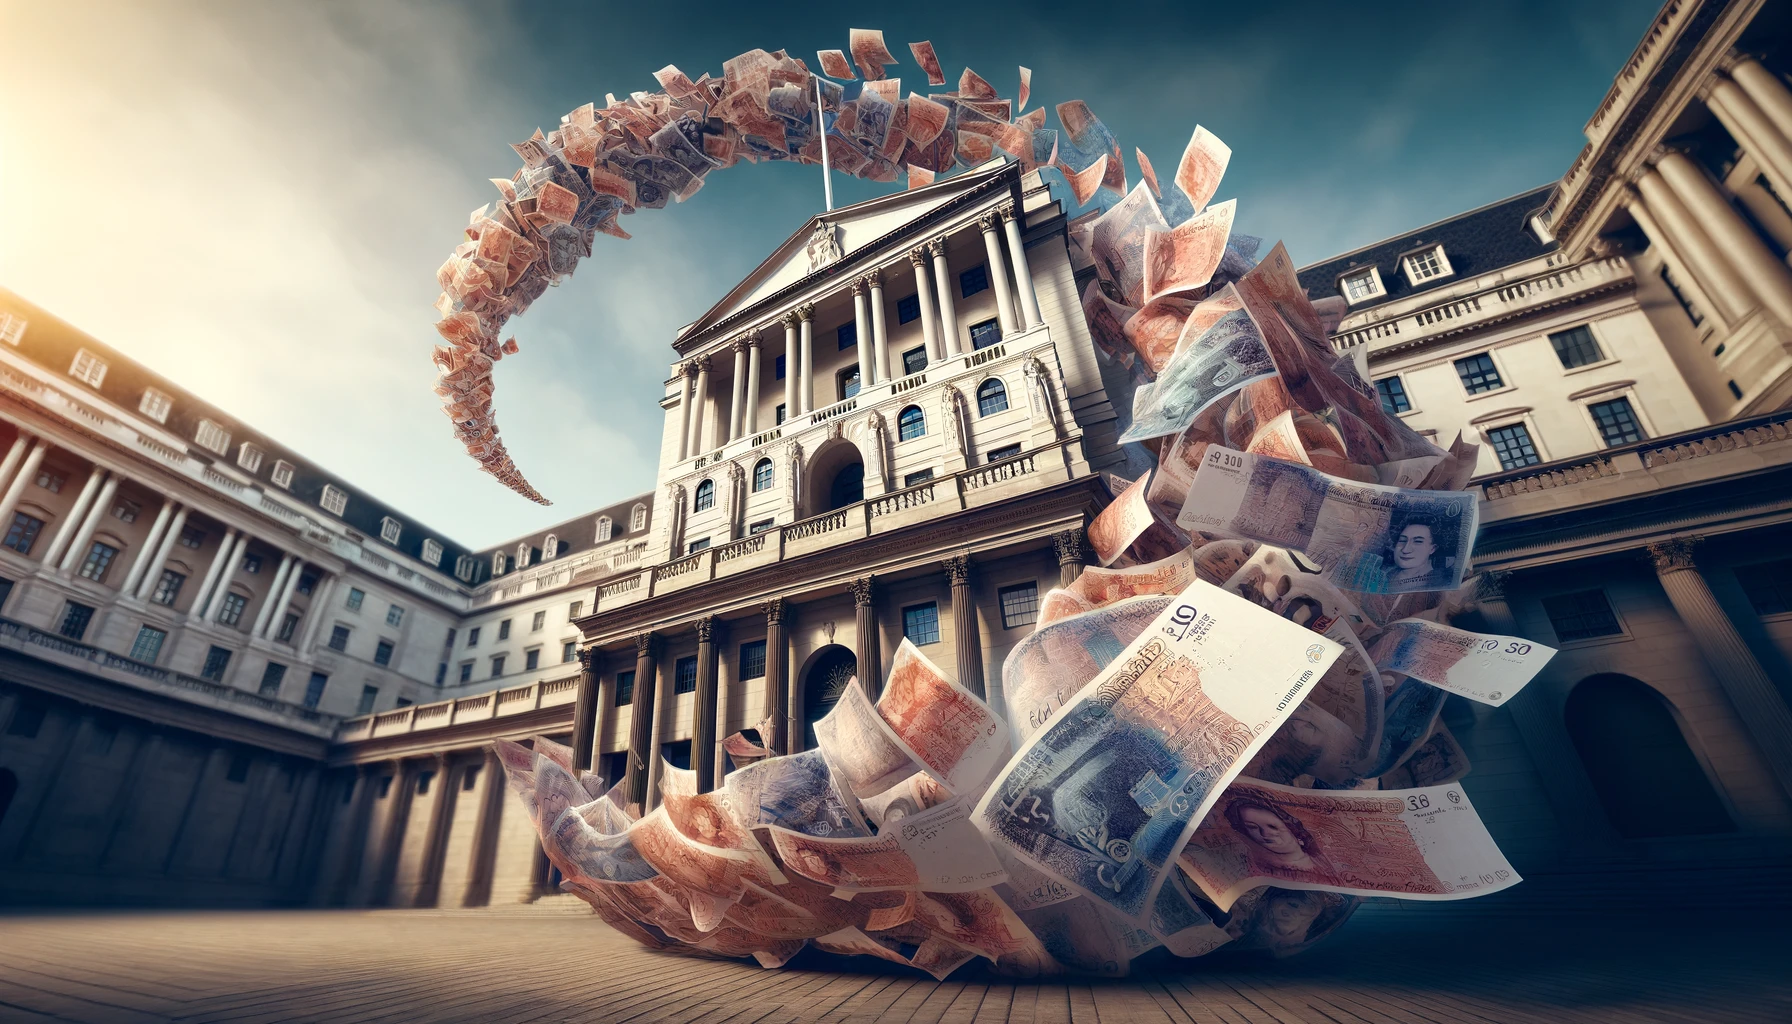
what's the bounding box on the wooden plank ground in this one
[0,906,1785,1024]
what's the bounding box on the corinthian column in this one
[928,237,960,357]
[1731,56,1792,151]
[1003,205,1042,329]
[781,313,799,423]
[944,555,985,699]
[1708,71,1792,211]
[851,279,875,391]
[693,616,721,793]
[676,360,698,460]
[743,333,762,435]
[688,357,712,457]
[572,647,601,776]
[728,337,749,441]
[1634,166,1753,323]
[44,467,105,568]
[121,499,176,596]
[1655,147,1792,327]
[798,304,815,415]
[909,249,942,366]
[1053,528,1087,587]
[867,272,891,384]
[625,631,662,811]
[1648,539,1792,799]
[0,440,49,530]
[850,576,882,701]
[979,211,1019,336]
[763,599,789,755]
[1624,190,1722,328]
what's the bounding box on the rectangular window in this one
[987,444,1023,463]
[217,592,248,627]
[959,264,990,298]
[59,601,94,640]
[1549,325,1604,369]
[0,576,11,613]
[34,469,65,493]
[328,625,350,651]
[775,354,786,380]
[969,318,1002,350]
[902,347,928,376]
[1541,589,1623,641]
[688,538,711,554]
[459,662,473,683]
[749,518,775,535]
[139,388,173,423]
[421,538,443,566]
[839,366,861,400]
[1341,267,1383,303]
[303,672,328,709]
[130,625,167,664]
[237,443,264,474]
[897,294,921,324]
[1736,559,1792,616]
[999,582,1041,629]
[201,645,232,682]
[524,648,540,670]
[775,403,787,425]
[1375,376,1410,414]
[837,322,857,350]
[1659,264,1703,326]
[3,512,44,555]
[386,604,404,627]
[662,739,693,770]
[320,484,348,515]
[467,626,480,646]
[532,610,546,631]
[498,619,511,640]
[374,640,395,667]
[151,569,185,606]
[111,499,140,523]
[0,313,28,346]
[569,601,583,618]
[69,348,109,387]
[615,670,635,706]
[904,469,935,487]
[1454,353,1504,394]
[345,587,364,611]
[739,639,767,680]
[177,526,205,548]
[1486,423,1541,470]
[378,517,401,544]
[258,662,287,698]
[675,655,698,694]
[562,640,576,663]
[78,541,118,583]
[1589,398,1645,447]
[435,662,448,685]
[270,459,295,489]
[903,602,941,646]
[276,613,300,643]
[357,685,378,715]
[1403,246,1447,283]
[195,418,231,455]
[491,655,506,677]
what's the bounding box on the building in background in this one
[1,0,1789,914]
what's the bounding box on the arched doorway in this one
[806,440,864,516]
[799,644,857,750]
[1564,673,1734,838]
[0,768,15,830]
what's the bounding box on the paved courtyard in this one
[0,904,1786,1023]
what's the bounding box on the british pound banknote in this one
[876,639,1008,794]
[1177,447,1479,594]
[1174,126,1231,213]
[999,595,1171,744]
[975,581,1343,920]
[1037,548,1194,627]
[1178,777,1518,910]
[815,678,922,796]
[1368,618,1556,706]
[1117,308,1277,443]
[769,798,1006,892]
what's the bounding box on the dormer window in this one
[542,533,558,559]
[455,554,477,581]
[270,460,295,489]
[421,538,443,566]
[630,503,647,532]
[1401,245,1452,286]
[491,551,506,576]
[515,542,532,568]
[195,418,231,455]
[596,515,613,543]
[1339,267,1385,304]
[379,516,402,544]
[320,484,348,515]
[0,312,26,346]
[139,388,173,424]
[69,349,108,388]
[237,443,263,474]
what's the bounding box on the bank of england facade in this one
[2,0,1790,912]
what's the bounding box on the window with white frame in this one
[237,443,263,474]
[139,388,173,424]
[270,459,294,489]
[195,418,231,455]
[596,516,613,542]
[542,534,558,559]
[1401,245,1451,285]
[630,503,647,532]
[379,516,402,544]
[1339,266,1385,304]
[455,555,477,581]
[68,349,108,388]
[491,552,506,575]
[0,312,26,346]
[421,538,443,566]
[319,484,347,515]
[515,542,531,568]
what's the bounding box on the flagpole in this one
[815,75,834,212]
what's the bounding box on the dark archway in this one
[805,440,864,516]
[0,768,15,830]
[800,644,857,750]
[1564,673,1734,839]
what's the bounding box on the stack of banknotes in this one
[485,32,1561,978]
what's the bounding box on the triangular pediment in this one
[677,160,1012,347]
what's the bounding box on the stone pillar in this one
[1709,71,1792,211]
[798,304,816,414]
[1003,205,1043,329]
[688,357,712,457]
[0,440,49,529]
[96,731,162,867]
[461,749,505,907]
[729,336,750,441]
[944,555,985,699]
[868,271,891,384]
[139,507,190,603]
[372,759,418,906]
[763,598,789,755]
[850,576,882,701]
[571,647,601,777]
[1732,56,1792,154]
[58,471,118,573]
[852,279,875,391]
[0,433,28,493]
[253,554,296,638]
[782,313,799,423]
[328,765,376,906]
[120,500,175,596]
[414,753,459,908]
[624,631,661,810]
[744,332,763,435]
[1634,166,1753,323]
[297,573,337,652]
[189,527,237,622]
[1624,191,1724,328]
[44,468,106,569]
[594,656,618,779]
[199,531,249,623]
[1649,539,1792,799]
[163,744,228,874]
[909,248,943,366]
[929,237,960,357]
[1656,147,1792,327]
[693,616,720,793]
[1054,528,1087,587]
[676,360,698,460]
[265,558,306,642]
[979,211,1020,336]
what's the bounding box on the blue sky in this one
[0,0,1663,548]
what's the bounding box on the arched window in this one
[542,534,558,560]
[752,458,774,492]
[1564,674,1734,839]
[977,378,1009,416]
[694,479,716,512]
[515,542,531,569]
[630,503,647,531]
[898,405,926,441]
[491,552,506,576]
[596,516,613,543]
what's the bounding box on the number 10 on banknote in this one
[973,580,1344,921]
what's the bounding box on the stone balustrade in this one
[1332,257,1630,355]
[335,672,582,740]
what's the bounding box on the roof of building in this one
[1296,184,1559,312]
[0,288,479,583]
[475,491,654,572]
